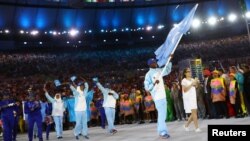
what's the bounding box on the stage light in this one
[20,30,24,34]
[246,11,250,18]
[31,30,39,35]
[228,13,237,22]
[192,19,201,29]
[152,36,155,38]
[115,39,118,42]
[67,41,69,44]
[53,31,57,35]
[5,29,9,34]
[157,25,164,29]
[24,42,27,45]
[39,42,42,45]
[208,17,217,26]
[146,26,152,31]
[103,39,106,42]
[69,29,79,37]
[140,37,143,40]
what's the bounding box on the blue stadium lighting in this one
[58,32,61,35]
[44,31,47,34]
[113,29,117,32]
[121,29,124,32]
[125,28,129,31]
[88,30,92,33]
[49,31,53,34]
[63,31,67,34]
[101,29,104,32]
[26,31,29,34]
[106,30,108,33]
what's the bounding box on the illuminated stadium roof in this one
[0,0,249,49]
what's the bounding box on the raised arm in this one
[96,82,107,95]
[83,82,89,96]
[70,85,79,97]
[45,92,55,103]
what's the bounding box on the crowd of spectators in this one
[0,34,250,136]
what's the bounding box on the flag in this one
[155,4,198,67]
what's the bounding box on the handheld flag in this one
[155,4,198,68]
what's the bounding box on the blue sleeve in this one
[83,82,89,96]
[86,90,94,101]
[110,90,119,100]
[24,102,30,114]
[236,73,244,85]
[70,85,79,96]
[161,62,172,77]
[144,73,154,92]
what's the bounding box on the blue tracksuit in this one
[24,101,43,141]
[95,98,106,129]
[0,100,18,141]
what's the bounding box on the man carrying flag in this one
[144,4,198,139]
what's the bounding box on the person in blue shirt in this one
[94,79,119,135]
[24,92,43,141]
[0,91,20,141]
[94,93,106,129]
[70,79,90,140]
[144,57,172,139]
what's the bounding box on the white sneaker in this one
[195,128,201,132]
[183,125,189,131]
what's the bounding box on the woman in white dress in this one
[181,68,201,132]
